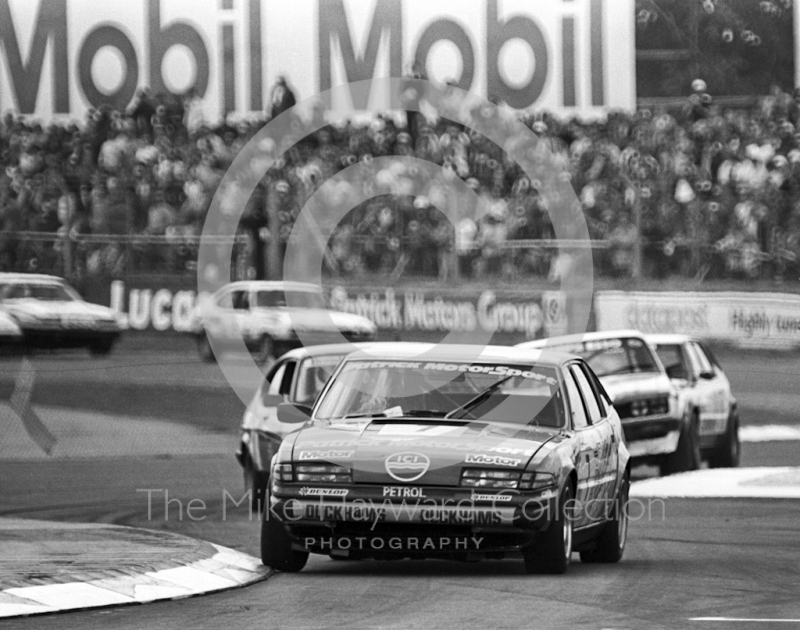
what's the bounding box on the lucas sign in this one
[0,0,634,121]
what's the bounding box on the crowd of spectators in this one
[2,76,800,282]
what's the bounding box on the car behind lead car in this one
[518,331,696,476]
[647,334,740,468]
[236,342,375,513]
[262,344,631,575]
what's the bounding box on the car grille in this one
[616,396,669,420]
[342,330,375,341]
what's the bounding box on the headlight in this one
[460,468,557,491]
[293,463,352,484]
[273,463,293,482]
[519,471,556,491]
[620,396,670,418]
[12,312,42,324]
[461,468,520,489]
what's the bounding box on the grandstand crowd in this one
[2,76,800,281]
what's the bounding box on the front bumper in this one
[269,484,561,557]
[18,328,120,348]
[622,414,682,458]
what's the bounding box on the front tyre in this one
[708,409,740,469]
[244,459,269,515]
[661,411,701,476]
[197,334,216,363]
[252,335,274,365]
[522,483,574,575]
[580,472,629,564]
[260,497,308,572]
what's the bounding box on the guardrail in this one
[0,230,794,283]
[0,231,252,279]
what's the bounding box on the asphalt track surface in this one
[1,341,799,629]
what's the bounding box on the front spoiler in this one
[622,414,682,457]
[269,490,559,531]
[626,430,681,457]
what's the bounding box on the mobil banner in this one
[595,291,800,350]
[329,286,567,340]
[0,0,634,121]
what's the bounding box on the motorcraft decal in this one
[298,450,354,460]
[464,453,522,467]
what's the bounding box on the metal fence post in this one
[633,194,643,280]
[62,231,73,278]
[265,188,282,280]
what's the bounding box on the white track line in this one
[691,618,800,623]
[739,425,800,442]
[631,467,800,499]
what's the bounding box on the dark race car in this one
[262,343,631,575]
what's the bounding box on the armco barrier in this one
[595,291,800,350]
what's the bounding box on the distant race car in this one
[518,330,696,476]
[237,342,375,512]
[262,343,631,575]
[0,273,121,355]
[192,281,377,363]
[647,334,740,469]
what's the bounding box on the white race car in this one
[192,281,377,363]
[236,342,375,512]
[518,330,699,475]
[0,273,121,356]
[647,334,740,469]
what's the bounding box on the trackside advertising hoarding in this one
[0,0,635,121]
[89,278,567,339]
[596,291,800,350]
[328,286,568,339]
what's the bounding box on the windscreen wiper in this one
[444,375,514,420]
[343,412,386,419]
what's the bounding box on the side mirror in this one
[277,402,312,424]
[260,393,284,407]
[665,364,687,380]
[699,371,715,380]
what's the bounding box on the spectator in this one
[129,88,156,136]
[268,75,296,120]
[399,60,427,147]
[183,87,205,139]
[2,77,800,283]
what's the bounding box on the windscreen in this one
[294,354,347,406]
[654,344,687,379]
[0,282,79,302]
[315,360,565,428]
[548,338,659,377]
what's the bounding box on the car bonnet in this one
[290,419,561,486]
